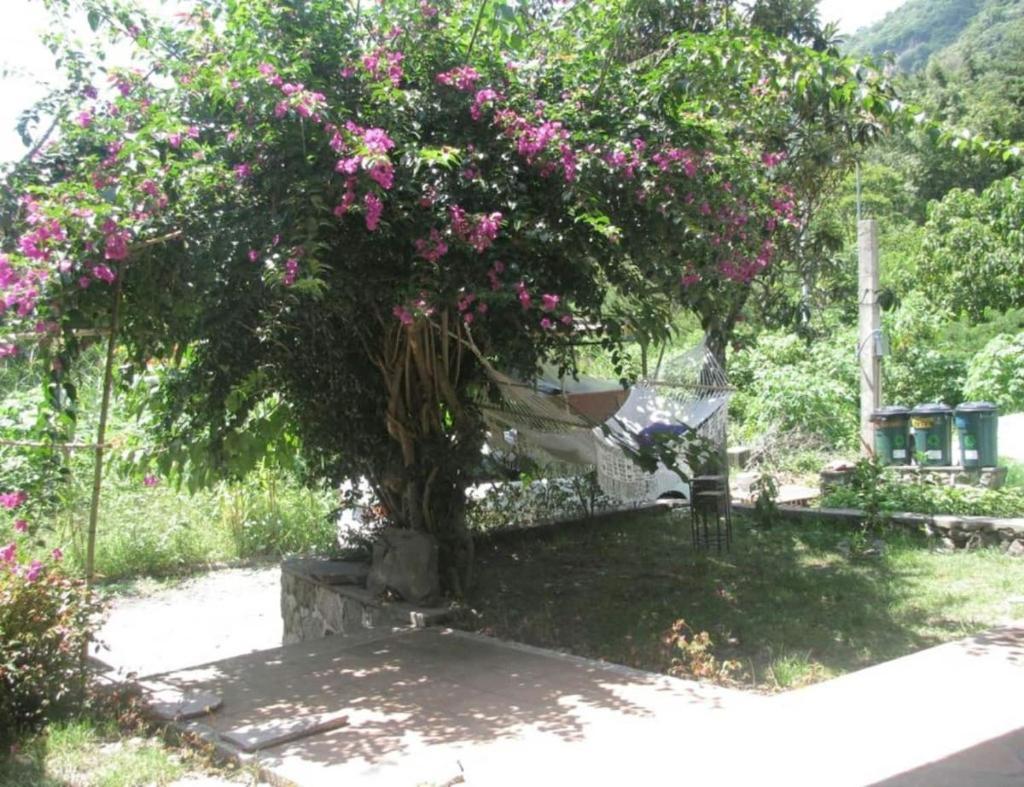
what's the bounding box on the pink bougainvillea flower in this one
[51,547,63,561]
[364,193,383,231]
[540,293,560,312]
[92,264,117,284]
[283,257,299,287]
[1,542,15,563]
[0,343,17,359]
[0,491,27,510]
[336,156,361,175]
[234,163,252,180]
[540,317,553,330]
[25,559,43,582]
[367,161,394,190]
[104,232,129,261]
[75,111,92,129]
[470,88,499,121]
[143,474,159,488]
[414,229,448,263]
[515,281,531,310]
[13,519,28,533]
[392,305,414,325]
[361,127,395,155]
[247,249,260,262]
[420,1,438,17]
[436,66,480,92]
[387,52,404,86]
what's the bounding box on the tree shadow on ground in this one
[149,626,749,780]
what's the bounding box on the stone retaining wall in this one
[280,558,451,645]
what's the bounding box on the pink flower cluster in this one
[330,123,397,231]
[456,291,487,324]
[260,64,329,121]
[435,66,481,91]
[362,48,404,87]
[103,219,130,262]
[17,197,66,263]
[470,89,499,121]
[392,293,437,326]
[604,140,646,179]
[761,150,787,168]
[1,537,62,583]
[718,239,776,283]
[0,491,27,510]
[651,147,700,178]
[414,229,448,263]
[283,257,300,287]
[449,206,502,253]
[493,110,577,183]
[1,254,47,321]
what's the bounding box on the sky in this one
[818,0,907,36]
[0,0,908,164]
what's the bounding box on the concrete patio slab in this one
[150,627,761,786]
[144,624,1024,786]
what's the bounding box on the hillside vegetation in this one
[849,0,985,72]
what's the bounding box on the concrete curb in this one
[732,502,1024,542]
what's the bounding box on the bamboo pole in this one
[84,271,123,589]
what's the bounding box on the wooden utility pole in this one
[858,219,882,454]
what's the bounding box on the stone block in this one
[366,527,441,605]
[281,557,369,586]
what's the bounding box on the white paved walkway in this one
[92,566,281,678]
[144,625,1024,787]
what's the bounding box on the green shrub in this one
[730,329,859,449]
[823,474,1024,518]
[0,546,103,747]
[964,332,1024,413]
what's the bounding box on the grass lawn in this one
[1,719,231,787]
[456,510,1024,691]
[0,698,258,787]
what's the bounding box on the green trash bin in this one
[871,406,911,466]
[954,402,999,468]
[910,403,953,466]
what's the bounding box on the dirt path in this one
[92,566,282,678]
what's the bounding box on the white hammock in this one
[478,339,732,503]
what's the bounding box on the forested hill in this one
[846,0,1024,73]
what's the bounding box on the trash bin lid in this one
[954,401,999,413]
[911,403,953,414]
[871,405,910,420]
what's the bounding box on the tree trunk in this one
[375,313,481,597]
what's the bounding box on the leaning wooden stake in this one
[85,271,123,589]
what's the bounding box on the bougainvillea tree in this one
[0,0,895,592]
